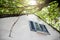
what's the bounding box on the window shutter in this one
[29,21,36,31]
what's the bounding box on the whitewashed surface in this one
[0,14,60,40]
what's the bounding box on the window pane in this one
[35,23,40,31]
[35,22,43,31]
[41,24,49,33]
[39,24,43,31]
[29,21,36,31]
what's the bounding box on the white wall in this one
[0,14,60,40]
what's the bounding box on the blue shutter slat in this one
[39,24,43,31]
[29,21,36,31]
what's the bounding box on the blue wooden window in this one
[29,21,49,33]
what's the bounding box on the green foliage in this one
[36,1,60,31]
[0,0,46,15]
[48,1,60,31]
[0,0,24,14]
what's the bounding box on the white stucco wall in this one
[0,14,60,40]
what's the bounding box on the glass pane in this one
[35,22,40,31]
[41,24,49,33]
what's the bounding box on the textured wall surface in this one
[0,14,60,40]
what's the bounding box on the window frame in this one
[29,21,50,34]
